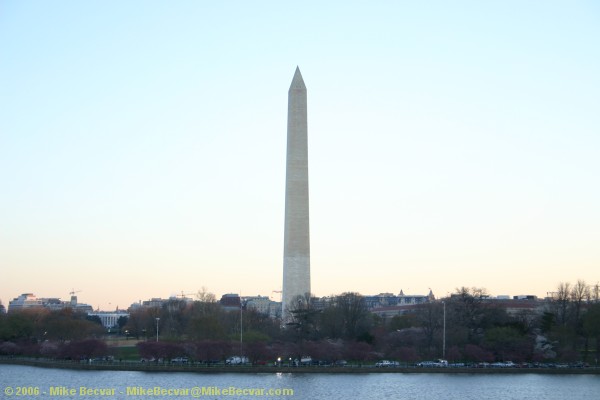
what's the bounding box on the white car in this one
[417,359,448,367]
[300,356,312,365]
[375,360,399,367]
[226,356,249,365]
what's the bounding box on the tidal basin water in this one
[2,365,600,400]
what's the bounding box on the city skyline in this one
[3,285,566,314]
[1,2,599,310]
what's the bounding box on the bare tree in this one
[553,282,572,327]
[571,280,590,325]
[286,293,320,343]
[448,287,489,342]
[195,287,217,303]
[334,292,371,339]
[592,283,600,303]
[415,302,443,352]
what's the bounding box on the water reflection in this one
[1,365,599,400]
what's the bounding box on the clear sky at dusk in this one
[1,1,599,310]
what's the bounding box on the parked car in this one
[225,356,249,365]
[141,357,161,363]
[491,361,515,368]
[375,360,399,367]
[416,359,448,367]
[300,356,312,365]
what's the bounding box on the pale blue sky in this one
[1,1,599,310]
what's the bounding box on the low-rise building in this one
[364,290,434,311]
[220,293,241,312]
[244,295,282,319]
[87,310,130,329]
[128,295,196,311]
[8,293,92,313]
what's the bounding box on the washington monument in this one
[282,67,310,320]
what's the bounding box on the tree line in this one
[1,281,599,365]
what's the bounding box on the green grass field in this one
[110,346,139,361]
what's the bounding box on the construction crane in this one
[68,289,82,306]
[178,291,196,299]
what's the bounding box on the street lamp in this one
[155,318,160,342]
[442,301,446,359]
[240,300,243,360]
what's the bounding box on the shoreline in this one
[2,358,599,375]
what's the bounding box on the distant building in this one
[311,296,334,310]
[513,295,538,301]
[128,296,194,312]
[487,296,543,321]
[367,292,546,321]
[363,290,434,311]
[371,303,431,319]
[220,293,241,311]
[143,298,169,308]
[362,289,436,319]
[9,293,44,310]
[364,293,399,309]
[398,289,434,305]
[0,302,6,314]
[128,298,166,311]
[8,293,92,313]
[88,310,130,329]
[243,295,282,319]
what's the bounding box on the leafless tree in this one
[286,293,320,343]
[334,292,371,339]
[591,282,600,303]
[554,282,572,327]
[415,302,443,352]
[448,287,489,342]
[571,280,590,324]
[195,287,216,303]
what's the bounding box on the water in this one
[1,365,600,399]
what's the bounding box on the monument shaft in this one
[283,67,310,319]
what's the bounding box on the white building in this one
[8,293,92,313]
[397,289,435,305]
[244,295,281,319]
[87,311,130,329]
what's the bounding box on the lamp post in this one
[155,317,160,342]
[240,300,243,360]
[442,301,446,359]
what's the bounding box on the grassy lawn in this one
[109,345,140,361]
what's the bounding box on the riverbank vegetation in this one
[1,281,599,366]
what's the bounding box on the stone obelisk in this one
[282,67,310,320]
